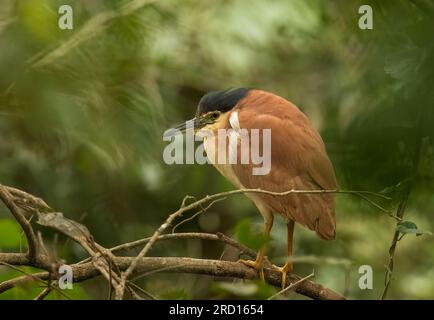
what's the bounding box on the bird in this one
[171,88,337,288]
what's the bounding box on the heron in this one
[171,88,337,288]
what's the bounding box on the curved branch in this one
[85,232,257,261]
[0,185,39,261]
[115,187,395,298]
[0,184,351,300]
[0,255,345,300]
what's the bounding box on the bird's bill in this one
[164,114,213,137]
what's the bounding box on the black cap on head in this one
[196,88,250,116]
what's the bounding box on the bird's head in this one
[166,88,250,136]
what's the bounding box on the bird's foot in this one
[272,262,293,289]
[237,259,265,281]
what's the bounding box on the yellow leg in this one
[274,220,294,288]
[238,215,273,281]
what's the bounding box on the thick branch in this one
[0,255,345,300]
[0,185,353,300]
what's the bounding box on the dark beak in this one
[164,117,208,138]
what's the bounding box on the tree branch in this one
[0,184,364,300]
[0,185,39,261]
[115,187,394,299]
[0,255,345,300]
[92,232,257,262]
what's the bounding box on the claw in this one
[238,259,265,281]
[273,262,293,289]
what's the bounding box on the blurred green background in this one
[1,0,433,300]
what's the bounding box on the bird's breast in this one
[203,135,244,189]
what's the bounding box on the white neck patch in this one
[229,111,241,132]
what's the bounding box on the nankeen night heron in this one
[171,88,337,288]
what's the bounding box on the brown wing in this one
[231,90,337,240]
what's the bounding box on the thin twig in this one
[268,272,315,300]
[381,124,424,299]
[0,261,71,300]
[171,197,226,233]
[37,231,49,256]
[78,232,258,268]
[354,192,399,221]
[34,286,52,300]
[216,232,259,261]
[127,286,145,300]
[381,189,411,299]
[127,281,158,300]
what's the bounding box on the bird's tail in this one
[297,192,336,240]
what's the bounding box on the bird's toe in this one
[273,262,294,289]
[237,259,265,281]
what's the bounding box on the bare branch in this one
[34,286,53,300]
[115,187,395,299]
[5,186,52,213]
[0,261,71,300]
[90,232,257,260]
[0,185,39,261]
[172,197,227,233]
[127,281,157,300]
[0,185,354,300]
[0,256,345,300]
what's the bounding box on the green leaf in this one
[0,219,23,248]
[234,219,270,250]
[396,220,432,237]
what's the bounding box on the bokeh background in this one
[1,0,433,299]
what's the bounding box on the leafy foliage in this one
[396,220,432,237]
[0,0,433,299]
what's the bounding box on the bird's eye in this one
[211,111,220,119]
